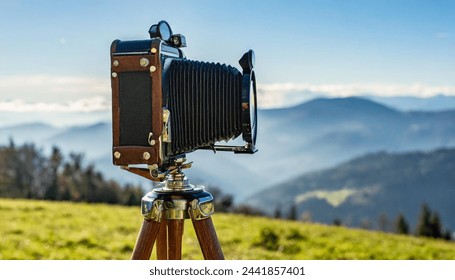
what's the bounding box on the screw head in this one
[113,60,119,66]
[111,72,117,78]
[150,65,157,73]
[114,151,121,159]
[151,48,157,54]
[143,152,151,160]
[140,58,149,67]
[151,169,159,178]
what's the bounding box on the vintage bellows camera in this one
[110,20,257,181]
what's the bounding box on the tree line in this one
[378,204,452,240]
[211,189,453,241]
[0,141,263,213]
[273,203,452,241]
[0,141,143,206]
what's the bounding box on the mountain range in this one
[365,94,455,112]
[234,97,455,196]
[247,148,455,231]
[1,96,455,201]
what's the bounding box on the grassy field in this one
[1,198,454,260]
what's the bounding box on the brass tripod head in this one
[141,156,214,222]
[161,157,194,192]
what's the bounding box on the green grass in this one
[1,198,454,260]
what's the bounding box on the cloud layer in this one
[0,75,111,114]
[257,83,455,108]
[0,97,109,113]
[0,75,110,103]
[2,75,455,112]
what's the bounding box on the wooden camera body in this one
[111,38,181,171]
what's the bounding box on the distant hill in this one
[238,97,455,195]
[366,95,455,112]
[1,97,455,199]
[0,122,63,144]
[48,122,111,159]
[247,148,455,231]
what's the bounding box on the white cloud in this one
[0,96,110,113]
[2,75,455,111]
[0,75,110,103]
[257,83,455,108]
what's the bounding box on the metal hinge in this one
[162,108,171,142]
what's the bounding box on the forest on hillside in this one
[0,140,143,206]
[0,141,237,212]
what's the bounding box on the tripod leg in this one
[156,220,168,260]
[191,217,224,260]
[131,219,161,260]
[167,220,184,260]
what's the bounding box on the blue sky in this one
[0,0,454,125]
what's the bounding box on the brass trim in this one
[190,199,214,221]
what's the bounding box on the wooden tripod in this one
[130,169,224,260]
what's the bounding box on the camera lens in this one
[250,73,257,144]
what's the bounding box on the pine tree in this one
[416,203,433,237]
[333,218,342,226]
[273,206,282,219]
[44,147,63,200]
[443,230,452,241]
[395,214,409,235]
[416,204,446,239]
[429,212,442,238]
[287,204,298,221]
